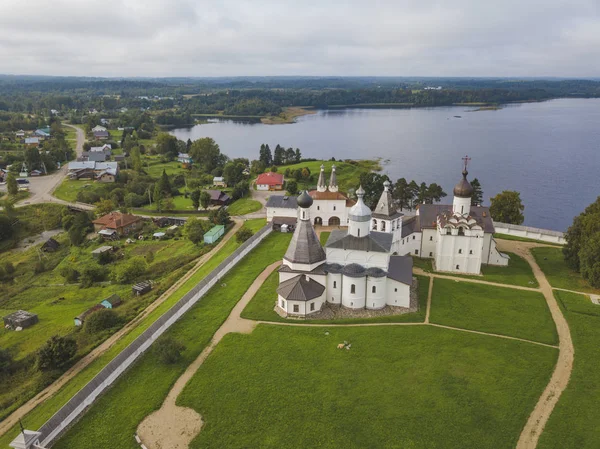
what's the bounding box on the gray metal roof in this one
[372,187,403,219]
[284,218,326,265]
[342,263,367,277]
[387,256,414,285]
[323,262,343,274]
[417,204,495,233]
[401,216,420,236]
[317,165,327,189]
[266,195,297,209]
[329,165,337,188]
[366,267,388,278]
[277,274,325,301]
[325,230,393,253]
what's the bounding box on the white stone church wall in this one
[395,232,421,256]
[325,248,388,270]
[420,229,438,258]
[366,277,386,309]
[326,273,342,304]
[341,275,366,308]
[435,234,484,274]
[266,206,296,222]
[386,279,411,308]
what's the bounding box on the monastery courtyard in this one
[70,235,584,449]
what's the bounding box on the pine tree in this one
[471,178,484,206]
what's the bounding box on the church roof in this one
[372,183,403,219]
[387,256,413,285]
[266,195,297,209]
[326,230,393,253]
[329,165,338,188]
[323,262,344,274]
[277,274,325,301]
[308,190,351,201]
[317,165,327,189]
[342,263,367,277]
[366,267,388,278]
[453,170,474,198]
[416,204,495,233]
[284,218,326,265]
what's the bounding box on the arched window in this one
[351,284,356,294]
[458,249,462,254]
[458,227,465,236]
[333,281,337,288]
[357,229,360,237]
[372,286,376,293]
[302,211,306,220]
[381,221,386,231]
[446,228,451,235]
[456,265,460,270]
[372,219,377,230]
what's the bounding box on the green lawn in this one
[412,252,538,287]
[144,159,187,178]
[538,290,600,449]
[319,231,330,246]
[241,272,429,324]
[53,179,103,203]
[531,247,600,294]
[226,198,262,215]
[277,159,381,193]
[178,324,557,449]
[429,279,558,345]
[52,231,290,449]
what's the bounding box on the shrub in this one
[112,256,146,284]
[153,336,185,364]
[236,226,253,243]
[59,265,80,283]
[80,263,108,287]
[0,348,13,375]
[37,335,77,371]
[84,309,121,334]
[34,261,46,274]
[3,262,15,275]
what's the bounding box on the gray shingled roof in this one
[325,230,393,253]
[343,263,367,277]
[417,204,495,233]
[317,165,327,189]
[401,216,420,236]
[366,267,387,277]
[323,262,343,274]
[372,188,403,219]
[387,256,414,285]
[284,218,326,264]
[277,274,325,301]
[266,195,297,209]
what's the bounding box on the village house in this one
[33,128,50,139]
[15,130,25,138]
[205,190,231,207]
[213,176,227,187]
[93,130,110,140]
[24,137,40,147]
[177,152,192,168]
[3,310,39,330]
[92,125,107,133]
[68,161,118,181]
[256,172,284,191]
[92,212,143,236]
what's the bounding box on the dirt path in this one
[493,241,574,449]
[0,220,242,439]
[425,276,433,323]
[136,261,281,449]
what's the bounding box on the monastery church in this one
[274,159,509,316]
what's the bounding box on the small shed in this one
[3,310,39,330]
[153,232,166,239]
[74,304,104,326]
[98,229,117,239]
[41,238,60,252]
[213,176,227,187]
[132,280,152,296]
[100,294,122,309]
[204,225,225,244]
[92,245,113,258]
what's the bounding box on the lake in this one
[171,98,600,231]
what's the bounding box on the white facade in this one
[277,186,413,317]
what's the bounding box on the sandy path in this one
[494,241,574,449]
[0,220,242,438]
[136,261,281,449]
[425,276,433,323]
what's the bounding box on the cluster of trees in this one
[489,191,525,225]
[258,144,302,167]
[563,196,600,287]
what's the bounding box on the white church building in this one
[276,188,414,317]
[266,164,355,226]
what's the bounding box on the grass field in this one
[538,290,600,449]
[178,324,557,449]
[226,198,262,215]
[0,219,267,445]
[277,159,381,193]
[53,179,104,202]
[429,279,557,345]
[531,247,600,293]
[241,273,429,324]
[412,252,538,287]
[52,230,290,449]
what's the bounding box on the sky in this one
[0,0,599,77]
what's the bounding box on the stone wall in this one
[493,221,565,244]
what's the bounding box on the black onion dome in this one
[297,190,313,208]
[453,170,474,198]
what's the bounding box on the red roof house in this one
[256,172,284,191]
[92,212,143,236]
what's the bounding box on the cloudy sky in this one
[0,0,599,77]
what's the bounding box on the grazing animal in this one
[337,343,345,349]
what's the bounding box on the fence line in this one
[493,221,565,244]
[36,224,272,447]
